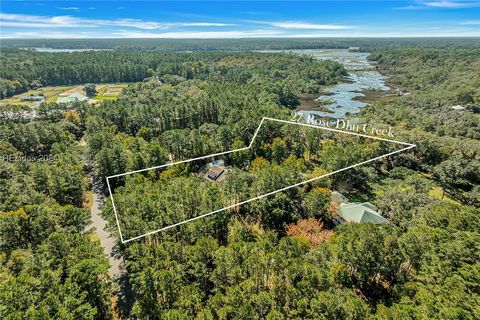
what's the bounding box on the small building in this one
[206,166,225,182]
[21,95,45,101]
[451,104,465,110]
[56,93,88,104]
[339,202,388,224]
[207,159,225,167]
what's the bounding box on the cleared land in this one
[93,83,128,101]
[0,85,74,106]
[0,83,128,107]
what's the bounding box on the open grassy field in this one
[0,83,128,107]
[92,83,128,101]
[0,85,76,107]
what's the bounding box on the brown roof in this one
[206,166,225,181]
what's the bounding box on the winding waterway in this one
[292,49,391,118]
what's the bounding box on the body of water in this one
[25,47,110,53]
[291,49,391,118]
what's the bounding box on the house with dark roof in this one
[206,166,226,182]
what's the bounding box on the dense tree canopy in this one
[0,111,112,318]
[0,40,479,319]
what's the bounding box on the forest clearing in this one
[0,83,128,107]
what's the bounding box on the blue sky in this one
[1,1,479,38]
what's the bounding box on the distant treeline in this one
[0,49,345,99]
[1,37,479,51]
[1,38,479,100]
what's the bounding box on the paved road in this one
[87,193,123,278]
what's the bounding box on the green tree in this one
[95,142,127,190]
[230,139,250,168]
[304,187,331,219]
[83,83,97,97]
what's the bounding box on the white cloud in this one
[0,13,232,30]
[9,31,41,36]
[60,7,79,11]
[0,14,87,28]
[397,1,480,9]
[1,31,103,39]
[252,20,353,30]
[6,27,478,39]
[177,22,233,27]
[112,29,282,39]
[288,28,480,37]
[107,19,167,30]
[423,1,478,8]
[270,22,352,30]
[461,20,480,24]
[395,5,425,10]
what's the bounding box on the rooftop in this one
[56,93,88,104]
[207,159,225,167]
[332,191,349,203]
[451,104,465,110]
[206,166,225,182]
[21,95,45,101]
[339,202,388,224]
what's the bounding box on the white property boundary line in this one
[107,117,415,243]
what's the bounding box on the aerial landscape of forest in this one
[0,1,479,319]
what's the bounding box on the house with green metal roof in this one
[339,202,388,224]
[332,191,349,203]
[56,93,88,104]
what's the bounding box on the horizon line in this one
[2,36,480,41]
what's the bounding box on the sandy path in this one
[87,193,124,278]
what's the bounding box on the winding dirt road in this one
[87,192,135,318]
[87,193,123,277]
